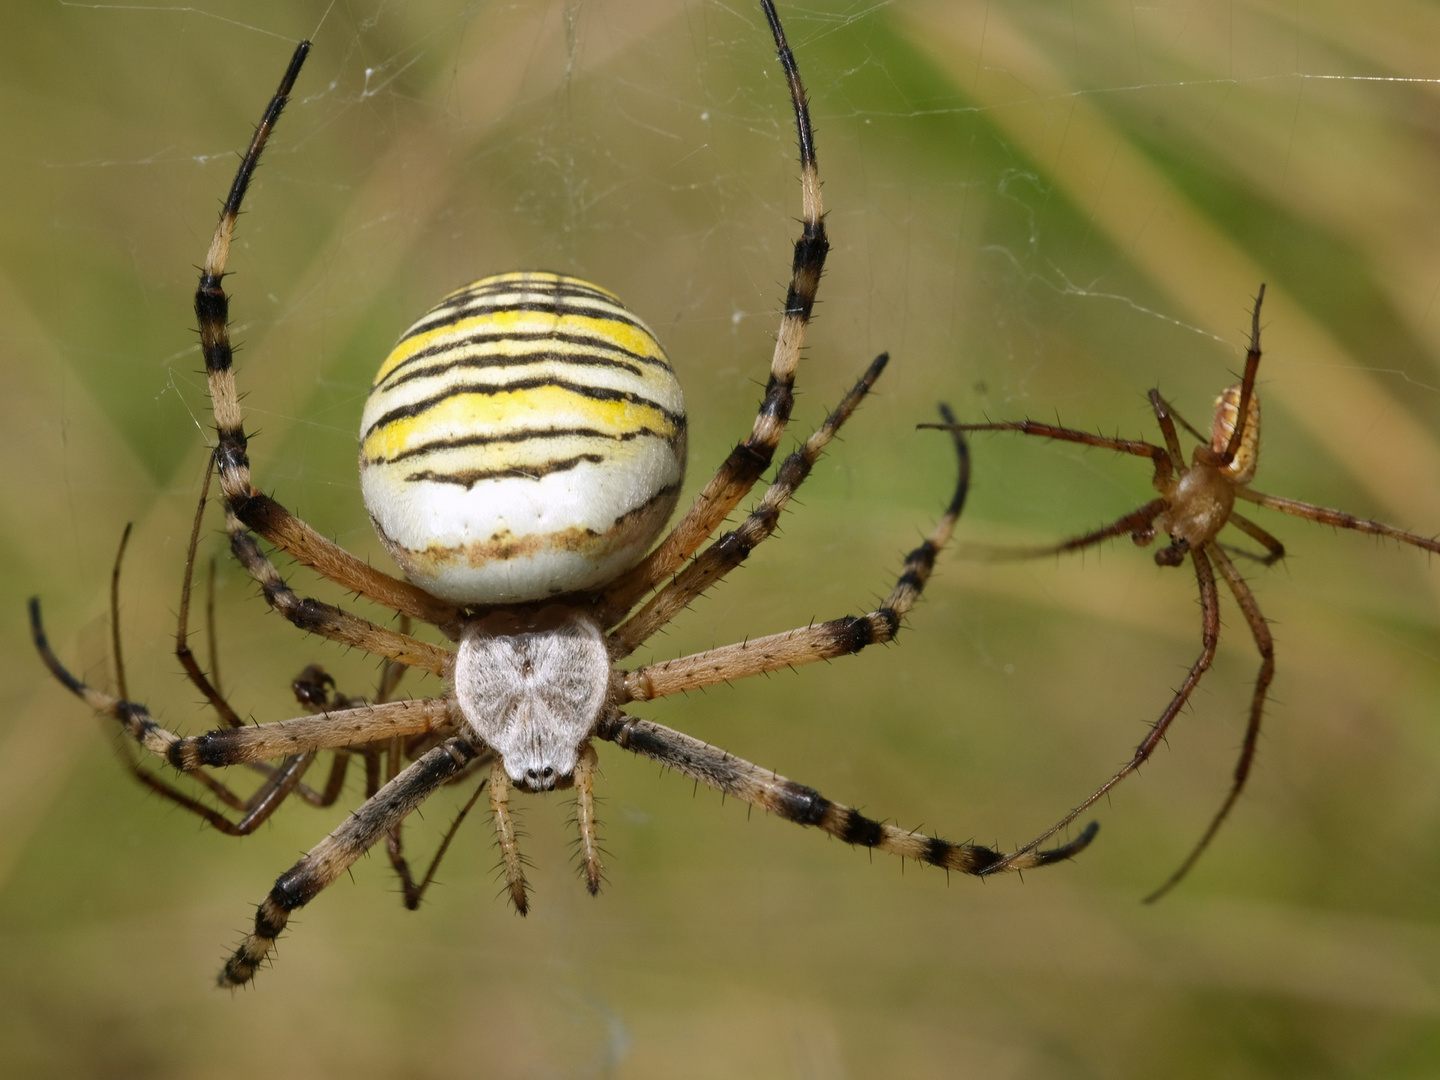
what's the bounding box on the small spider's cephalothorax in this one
[360,272,687,604]
[948,283,1440,900]
[31,2,1097,990]
[453,607,609,791]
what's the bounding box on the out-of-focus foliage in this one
[3,1,1440,1076]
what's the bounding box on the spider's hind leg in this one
[598,714,1098,873]
[221,737,481,987]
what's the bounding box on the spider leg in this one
[1235,487,1440,554]
[1223,511,1286,566]
[572,742,604,894]
[598,0,827,622]
[385,768,490,911]
[1145,543,1273,902]
[174,452,245,728]
[191,40,462,633]
[101,526,348,828]
[226,510,452,676]
[1146,391,1188,469]
[957,498,1169,563]
[983,542,1222,874]
[597,714,1098,872]
[935,419,1176,490]
[610,353,889,657]
[30,607,451,767]
[622,411,967,699]
[220,737,481,987]
[1216,284,1265,468]
[488,759,530,914]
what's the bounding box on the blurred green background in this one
[4,0,1440,1075]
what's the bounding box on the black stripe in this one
[404,297,652,344]
[406,453,605,489]
[429,275,626,312]
[362,377,683,444]
[773,781,830,827]
[378,337,662,392]
[839,809,884,848]
[373,425,659,466]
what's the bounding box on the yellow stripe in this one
[363,384,677,462]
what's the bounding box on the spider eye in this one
[359,271,688,603]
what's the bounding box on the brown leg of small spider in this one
[488,760,530,914]
[597,0,827,623]
[572,743,603,894]
[610,353,889,657]
[623,412,968,700]
[1236,487,1440,554]
[226,512,451,676]
[384,769,490,910]
[596,714,1098,872]
[940,418,1177,490]
[1144,543,1274,902]
[190,40,461,633]
[174,452,245,727]
[1223,511,1286,566]
[1146,391,1188,470]
[984,543,1222,873]
[1215,284,1266,467]
[959,498,1170,563]
[220,737,480,987]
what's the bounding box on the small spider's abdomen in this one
[1209,383,1260,484]
[360,272,687,603]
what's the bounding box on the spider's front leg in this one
[598,0,828,621]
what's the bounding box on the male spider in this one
[31,1,1095,987]
[938,285,1440,900]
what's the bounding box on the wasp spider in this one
[936,285,1440,900]
[31,1,1096,987]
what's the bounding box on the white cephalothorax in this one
[452,607,610,791]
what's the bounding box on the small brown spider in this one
[934,284,1440,899]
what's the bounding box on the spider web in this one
[6,1,1440,1072]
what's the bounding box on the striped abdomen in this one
[1209,383,1260,484]
[360,272,686,604]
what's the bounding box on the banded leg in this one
[1236,487,1440,553]
[1144,542,1273,902]
[986,542,1222,874]
[597,714,1098,872]
[226,511,451,676]
[598,0,827,621]
[622,413,969,701]
[610,353,889,656]
[30,611,449,771]
[191,39,461,633]
[220,737,481,987]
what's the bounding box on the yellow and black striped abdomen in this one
[360,272,686,603]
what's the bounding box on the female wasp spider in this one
[934,285,1440,901]
[31,1,1096,987]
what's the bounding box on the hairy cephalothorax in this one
[935,284,1440,900]
[32,0,1097,988]
[453,608,609,791]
